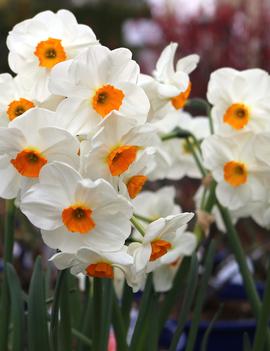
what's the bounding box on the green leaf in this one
[28,256,50,351]
[185,240,216,351]
[100,278,113,351]
[6,263,25,351]
[121,283,133,335]
[78,278,93,351]
[0,269,11,350]
[158,256,191,332]
[169,253,198,351]
[112,290,128,351]
[200,304,223,351]
[130,274,153,351]
[243,332,252,351]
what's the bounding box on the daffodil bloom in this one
[0,108,79,199]
[50,45,150,135]
[7,10,98,102]
[129,213,194,273]
[0,73,63,127]
[21,162,133,253]
[202,132,270,210]
[50,246,133,279]
[207,68,270,135]
[140,42,199,121]
[81,111,158,183]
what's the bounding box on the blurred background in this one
[1,0,270,335]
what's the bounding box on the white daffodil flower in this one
[0,73,63,127]
[140,42,199,121]
[21,162,133,253]
[0,108,79,199]
[207,68,270,135]
[7,10,98,102]
[129,213,194,273]
[202,132,270,210]
[50,246,133,279]
[50,45,150,135]
[81,111,158,183]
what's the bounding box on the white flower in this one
[129,213,194,273]
[0,108,79,199]
[0,73,63,127]
[7,10,98,102]
[140,42,199,121]
[81,111,158,183]
[207,68,270,135]
[161,112,210,179]
[50,246,133,279]
[132,186,181,221]
[202,133,270,210]
[50,45,150,135]
[21,162,133,253]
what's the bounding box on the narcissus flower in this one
[140,42,199,121]
[161,112,210,179]
[129,213,194,273]
[81,112,157,183]
[50,247,133,279]
[7,10,98,101]
[21,162,133,253]
[0,108,79,199]
[0,73,63,126]
[207,68,270,135]
[50,45,149,135]
[202,133,270,210]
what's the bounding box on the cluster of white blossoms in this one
[1,9,201,293]
[202,68,270,230]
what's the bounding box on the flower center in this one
[171,82,192,110]
[150,240,172,261]
[62,203,95,234]
[223,103,250,130]
[34,38,67,69]
[7,98,35,121]
[92,85,125,117]
[127,175,147,199]
[107,145,139,176]
[224,161,248,187]
[10,148,47,177]
[86,262,114,279]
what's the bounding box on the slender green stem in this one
[133,213,153,223]
[252,257,270,351]
[185,98,214,134]
[130,217,146,237]
[4,200,16,263]
[72,329,92,347]
[186,138,207,177]
[93,278,102,351]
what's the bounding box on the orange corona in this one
[223,103,250,130]
[171,82,192,110]
[92,85,125,117]
[34,38,67,69]
[86,262,114,279]
[107,145,139,176]
[62,204,95,234]
[7,98,35,121]
[11,148,47,177]
[150,240,172,261]
[127,175,147,199]
[224,161,248,187]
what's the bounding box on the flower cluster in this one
[0,10,200,293]
[202,68,270,229]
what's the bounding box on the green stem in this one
[72,329,92,347]
[4,200,16,263]
[133,213,153,223]
[252,257,270,351]
[186,138,207,177]
[130,217,146,237]
[93,278,102,351]
[185,98,214,134]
